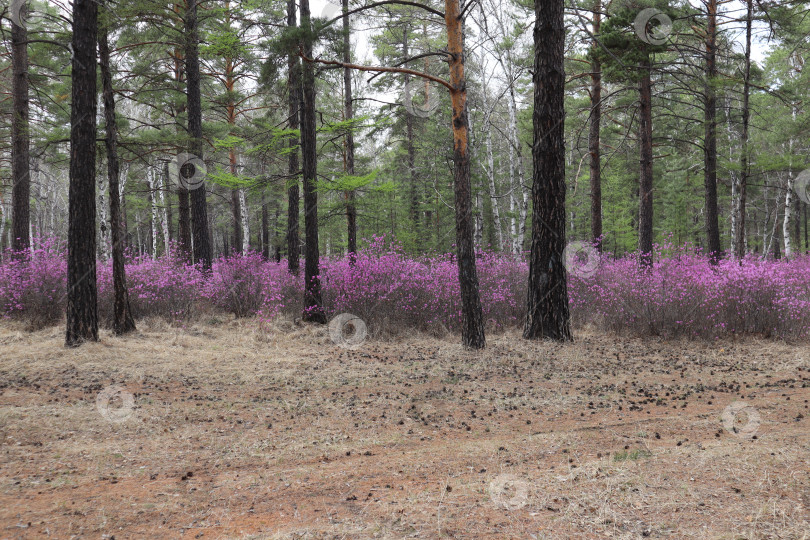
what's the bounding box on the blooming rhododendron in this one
[1,236,809,339]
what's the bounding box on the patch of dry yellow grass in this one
[1,318,808,538]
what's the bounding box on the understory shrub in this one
[1,236,809,340]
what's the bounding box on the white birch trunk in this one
[726,96,739,256]
[468,104,483,247]
[784,172,793,258]
[0,195,6,254]
[783,108,797,258]
[730,178,737,256]
[98,161,110,260]
[479,65,504,251]
[239,188,249,253]
[507,112,519,254]
[507,84,528,253]
[148,168,159,258]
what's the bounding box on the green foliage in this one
[592,0,678,83]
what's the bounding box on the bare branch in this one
[300,50,453,91]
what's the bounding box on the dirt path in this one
[1,320,808,538]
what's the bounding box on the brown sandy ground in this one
[0,318,809,539]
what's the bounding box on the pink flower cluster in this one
[1,236,809,339]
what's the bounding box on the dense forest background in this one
[1,0,807,261]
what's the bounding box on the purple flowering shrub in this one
[570,244,810,339]
[104,247,206,323]
[203,251,298,319]
[1,236,809,340]
[0,238,67,328]
[320,237,445,333]
[318,237,525,335]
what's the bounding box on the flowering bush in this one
[1,236,810,340]
[0,238,67,328]
[203,251,298,319]
[98,245,206,323]
[570,244,810,339]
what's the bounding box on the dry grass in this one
[1,317,809,539]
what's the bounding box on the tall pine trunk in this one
[173,3,191,260]
[589,0,602,251]
[524,0,571,342]
[185,0,212,270]
[11,8,30,254]
[300,0,326,323]
[343,0,357,262]
[287,0,301,274]
[638,58,654,268]
[734,0,752,260]
[99,16,136,335]
[224,9,245,256]
[66,0,99,346]
[703,0,722,263]
[446,0,485,348]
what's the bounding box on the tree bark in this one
[163,162,173,243]
[148,169,158,257]
[158,171,170,251]
[287,0,301,274]
[261,193,270,260]
[99,18,136,334]
[523,0,571,342]
[402,30,421,242]
[223,5,246,256]
[734,0,752,260]
[172,7,192,260]
[177,185,191,257]
[794,195,800,253]
[239,188,249,252]
[703,0,722,263]
[638,58,654,268]
[490,6,528,254]
[231,173,243,254]
[482,91,504,251]
[446,0,485,348]
[66,0,99,346]
[343,0,357,263]
[506,82,527,254]
[784,172,794,259]
[589,0,602,251]
[97,154,109,259]
[185,0,212,270]
[300,0,326,323]
[11,8,30,254]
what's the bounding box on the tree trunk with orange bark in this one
[446,0,485,349]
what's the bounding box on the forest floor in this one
[0,318,809,539]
